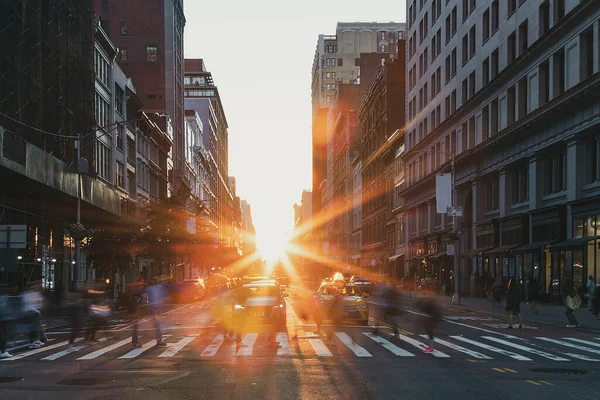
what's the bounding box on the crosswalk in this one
[2,330,600,363]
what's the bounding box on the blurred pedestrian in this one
[22,289,45,348]
[587,276,596,311]
[67,292,86,350]
[419,291,440,353]
[127,293,140,348]
[564,278,581,328]
[147,283,167,346]
[505,277,523,329]
[0,294,13,359]
[591,282,600,320]
[527,277,540,314]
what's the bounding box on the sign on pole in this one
[446,244,455,256]
[447,206,464,217]
[0,225,27,249]
[435,174,452,213]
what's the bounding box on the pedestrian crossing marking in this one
[363,333,414,357]
[394,333,449,358]
[450,336,532,361]
[536,337,600,357]
[41,338,109,361]
[564,337,600,349]
[77,337,132,360]
[335,332,372,357]
[236,333,258,356]
[119,336,169,359]
[276,332,291,356]
[539,381,554,386]
[307,336,333,357]
[526,380,542,386]
[201,334,224,357]
[492,368,506,373]
[6,339,55,352]
[483,336,569,362]
[3,339,83,361]
[419,335,492,360]
[159,335,197,358]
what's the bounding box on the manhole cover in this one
[0,377,24,383]
[530,368,591,375]
[57,378,114,386]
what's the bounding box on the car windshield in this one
[240,286,279,299]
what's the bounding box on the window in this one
[120,20,127,35]
[116,125,124,151]
[585,137,600,184]
[482,57,489,85]
[94,50,109,86]
[539,59,550,105]
[96,141,111,180]
[539,0,550,36]
[326,72,331,78]
[491,48,499,79]
[462,34,468,65]
[451,90,457,113]
[507,31,516,64]
[332,72,336,79]
[491,0,499,32]
[518,77,528,119]
[482,105,489,141]
[508,0,517,16]
[446,7,458,43]
[553,48,565,97]
[424,50,428,74]
[326,58,331,67]
[380,31,386,40]
[469,25,476,58]
[507,85,516,125]
[95,93,110,128]
[512,164,528,204]
[462,78,468,104]
[116,162,125,188]
[451,48,456,77]
[543,150,566,195]
[491,98,499,136]
[120,48,128,63]
[101,0,108,12]
[146,45,158,63]
[581,28,594,80]
[337,58,343,66]
[424,12,429,38]
[445,54,451,82]
[555,0,565,21]
[482,10,490,42]
[469,71,475,98]
[462,0,469,21]
[380,44,386,52]
[115,84,124,115]
[486,174,499,211]
[518,20,528,55]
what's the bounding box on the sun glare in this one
[257,231,291,262]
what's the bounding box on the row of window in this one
[95,49,110,87]
[118,46,158,64]
[325,58,343,67]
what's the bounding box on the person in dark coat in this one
[528,277,540,314]
[505,277,523,329]
[591,282,600,320]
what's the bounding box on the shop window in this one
[573,218,585,238]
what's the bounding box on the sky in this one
[183,0,406,256]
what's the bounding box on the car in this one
[232,281,288,333]
[350,275,375,295]
[313,282,369,325]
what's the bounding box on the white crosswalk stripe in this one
[419,335,492,359]
[306,332,332,357]
[450,336,532,361]
[42,338,109,361]
[119,337,168,359]
[77,338,132,360]
[564,337,600,349]
[482,336,570,361]
[236,333,258,356]
[276,332,291,356]
[335,332,372,357]
[394,333,449,358]
[363,333,414,357]
[159,335,197,358]
[536,337,600,357]
[3,339,83,361]
[201,334,225,357]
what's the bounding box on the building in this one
[311,107,329,254]
[311,22,406,114]
[241,200,257,257]
[94,0,185,192]
[359,55,406,279]
[402,0,600,299]
[184,59,234,249]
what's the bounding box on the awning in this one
[484,244,520,256]
[428,251,447,259]
[411,254,426,261]
[389,252,405,262]
[463,246,494,257]
[512,240,556,254]
[549,236,600,252]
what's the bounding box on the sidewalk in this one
[428,292,600,333]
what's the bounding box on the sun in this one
[257,231,291,262]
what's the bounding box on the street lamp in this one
[17,256,22,260]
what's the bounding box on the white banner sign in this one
[435,173,452,213]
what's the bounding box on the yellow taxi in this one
[313,279,369,324]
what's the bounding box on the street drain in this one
[530,368,591,375]
[0,377,24,383]
[57,378,114,386]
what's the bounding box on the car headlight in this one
[234,304,244,310]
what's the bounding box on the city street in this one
[1,288,599,400]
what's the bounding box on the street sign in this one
[446,244,455,256]
[0,225,27,249]
[446,206,463,217]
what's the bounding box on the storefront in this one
[388,251,405,282]
[511,241,554,301]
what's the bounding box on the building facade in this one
[403,0,600,299]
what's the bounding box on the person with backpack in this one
[564,278,581,327]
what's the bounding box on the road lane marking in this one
[419,335,492,359]
[536,337,600,356]
[492,368,505,373]
[276,332,291,356]
[307,337,333,356]
[77,338,132,360]
[42,338,109,361]
[450,336,532,361]
[7,339,55,352]
[504,368,517,373]
[3,339,83,361]
[539,381,554,386]
[394,333,449,358]
[442,319,522,340]
[118,335,171,359]
[526,380,541,386]
[364,333,414,357]
[158,335,197,358]
[482,336,569,361]
[236,333,258,356]
[335,332,372,357]
[201,334,224,357]
[564,337,600,349]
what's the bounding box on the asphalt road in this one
[1,287,599,400]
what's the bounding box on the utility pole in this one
[74,134,81,289]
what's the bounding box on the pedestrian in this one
[22,290,45,349]
[587,276,596,311]
[0,294,13,359]
[505,277,523,329]
[147,283,167,346]
[528,277,540,315]
[563,278,581,328]
[67,292,86,350]
[420,291,440,353]
[127,293,140,348]
[590,282,600,320]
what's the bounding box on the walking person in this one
[127,293,140,348]
[147,283,167,346]
[528,277,540,315]
[67,292,85,350]
[420,290,440,353]
[0,294,13,359]
[505,277,523,329]
[22,290,45,349]
[587,276,596,311]
[590,282,600,320]
[564,278,581,327]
